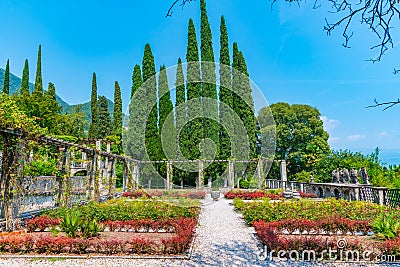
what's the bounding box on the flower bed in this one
[235,198,400,261]
[224,190,282,200]
[224,189,317,200]
[0,217,196,255]
[234,198,391,225]
[43,198,199,222]
[253,218,372,236]
[9,199,200,256]
[122,190,206,199]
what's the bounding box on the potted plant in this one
[211,187,220,201]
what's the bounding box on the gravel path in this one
[0,195,397,267]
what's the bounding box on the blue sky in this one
[0,0,399,162]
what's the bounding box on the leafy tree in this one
[96,96,112,138]
[2,60,10,95]
[113,81,122,136]
[88,72,98,138]
[56,105,87,138]
[219,16,233,161]
[260,102,330,178]
[142,44,159,162]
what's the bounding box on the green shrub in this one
[372,213,400,240]
[234,198,393,225]
[60,210,81,238]
[44,198,199,223]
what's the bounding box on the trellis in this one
[0,126,282,230]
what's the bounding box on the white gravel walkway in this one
[0,195,397,266]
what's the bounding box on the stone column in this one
[86,152,96,200]
[280,160,287,189]
[228,160,234,189]
[166,161,173,190]
[122,161,128,192]
[132,163,140,190]
[107,158,116,199]
[197,160,204,189]
[257,159,265,189]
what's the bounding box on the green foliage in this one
[3,59,10,95]
[44,198,199,222]
[59,210,102,238]
[292,170,312,182]
[234,198,392,225]
[80,218,103,238]
[0,94,42,135]
[59,210,81,238]
[25,158,58,177]
[113,81,122,136]
[372,213,400,240]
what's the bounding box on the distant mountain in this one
[0,68,71,113]
[0,68,118,124]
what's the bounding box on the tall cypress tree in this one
[131,64,142,99]
[200,0,219,163]
[20,59,30,95]
[158,65,174,180]
[175,58,188,184]
[33,45,43,96]
[2,60,10,95]
[97,95,112,138]
[186,19,202,160]
[184,18,202,186]
[88,72,98,138]
[113,81,123,136]
[219,16,233,160]
[126,65,145,159]
[238,51,257,157]
[158,65,173,136]
[232,43,257,159]
[142,44,159,163]
[175,58,186,134]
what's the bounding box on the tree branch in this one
[166,0,194,17]
[367,98,400,110]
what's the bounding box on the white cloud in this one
[329,137,340,142]
[379,131,388,138]
[321,116,339,131]
[347,134,366,142]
